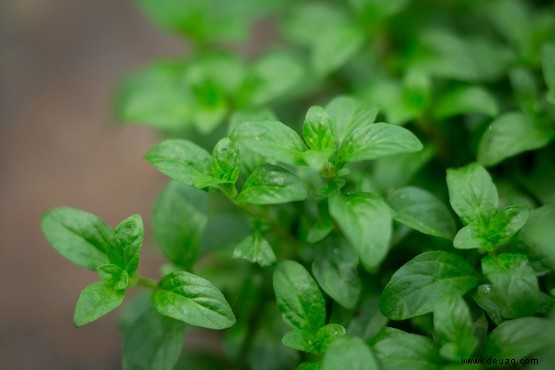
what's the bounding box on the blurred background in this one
[0,1,185,368]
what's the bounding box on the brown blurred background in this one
[0,1,185,368]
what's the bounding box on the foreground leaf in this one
[303,106,335,151]
[237,165,307,205]
[74,281,125,327]
[329,192,392,270]
[233,232,277,267]
[109,214,143,276]
[152,271,236,329]
[273,260,326,333]
[41,207,112,270]
[325,96,378,144]
[380,251,480,320]
[322,336,379,370]
[123,308,185,370]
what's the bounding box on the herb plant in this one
[42,0,555,369]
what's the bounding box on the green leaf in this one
[303,106,335,152]
[482,253,540,318]
[520,204,555,269]
[542,43,555,97]
[349,0,411,20]
[232,231,277,267]
[74,281,125,327]
[488,205,529,245]
[433,295,477,360]
[453,223,492,251]
[380,251,480,320]
[509,68,540,115]
[153,182,208,270]
[433,86,499,119]
[152,271,236,330]
[485,0,531,54]
[477,112,554,167]
[473,284,504,325]
[273,260,326,333]
[387,186,456,240]
[108,214,143,276]
[307,217,334,243]
[123,308,185,370]
[97,264,129,291]
[325,96,379,145]
[373,146,434,192]
[446,162,498,226]
[41,207,111,270]
[115,62,193,131]
[312,242,361,309]
[314,324,346,353]
[144,139,211,186]
[485,317,555,359]
[329,192,392,271]
[338,123,423,163]
[210,137,240,185]
[237,165,307,205]
[230,121,307,165]
[282,330,317,354]
[322,336,380,370]
[372,328,444,370]
[311,24,365,76]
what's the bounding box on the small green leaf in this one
[210,137,240,185]
[477,112,554,167]
[282,330,317,354]
[472,284,504,325]
[97,264,129,291]
[232,231,277,267]
[153,182,208,269]
[433,86,499,119]
[380,251,480,320]
[322,336,380,370]
[312,242,361,309]
[433,295,477,360]
[273,260,326,333]
[41,207,111,270]
[306,217,334,243]
[311,24,365,76]
[303,106,335,152]
[387,186,456,240]
[314,324,346,353]
[230,121,307,165]
[446,162,498,226]
[482,253,540,318]
[372,327,444,370]
[325,96,378,144]
[338,123,422,163]
[453,223,492,250]
[109,214,143,276]
[123,308,185,370]
[520,204,555,269]
[329,192,392,271]
[144,139,211,186]
[152,271,236,330]
[485,317,555,359]
[488,205,529,245]
[237,165,307,205]
[74,281,125,327]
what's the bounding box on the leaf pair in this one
[41,208,144,326]
[447,163,529,252]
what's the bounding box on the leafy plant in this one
[42,0,555,369]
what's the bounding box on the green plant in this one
[42,0,555,369]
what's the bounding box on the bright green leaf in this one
[74,281,125,327]
[446,162,498,226]
[433,86,499,119]
[97,264,129,291]
[153,182,208,269]
[325,96,378,144]
[123,308,185,370]
[233,231,277,267]
[387,186,456,240]
[273,260,326,333]
[41,207,111,270]
[230,121,307,165]
[477,112,554,167]
[380,251,480,320]
[282,330,317,354]
[338,123,422,163]
[144,139,211,186]
[453,223,492,250]
[314,324,346,353]
[210,137,240,185]
[109,214,143,276]
[152,271,236,330]
[237,165,307,205]
[303,106,335,152]
[329,192,392,271]
[322,336,380,370]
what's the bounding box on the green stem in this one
[136,275,157,289]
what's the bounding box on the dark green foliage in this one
[42,0,555,368]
